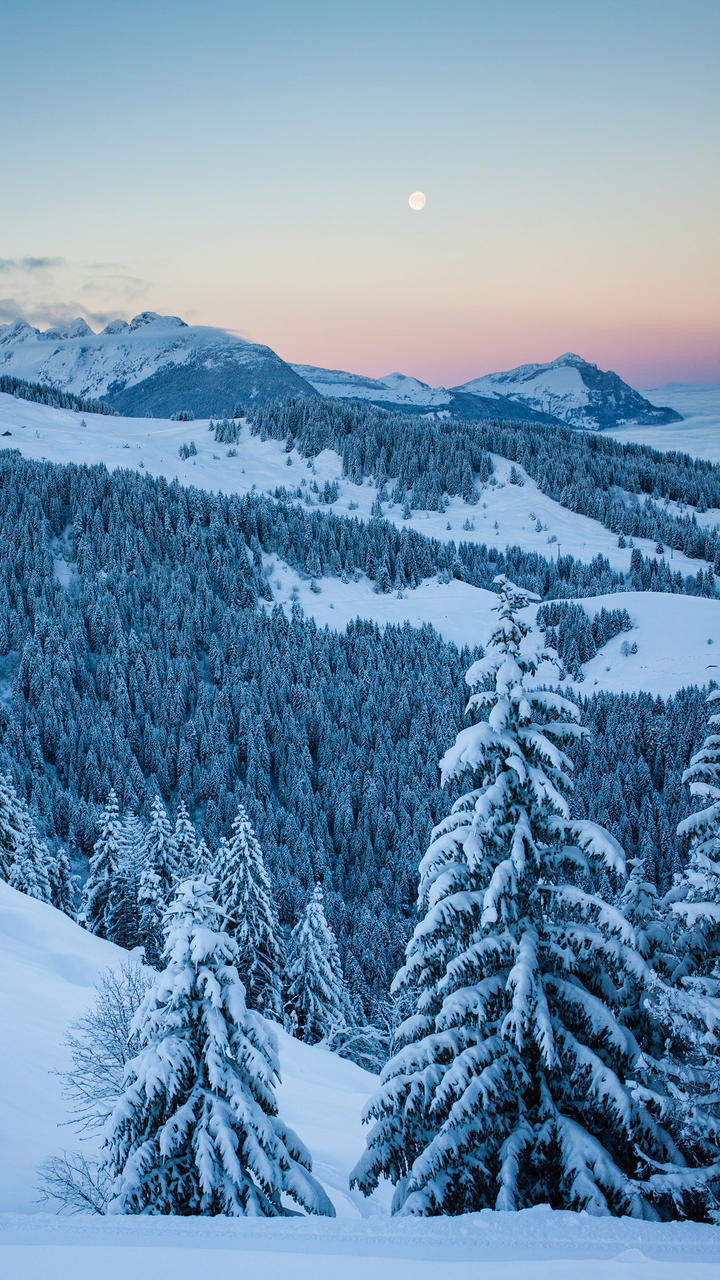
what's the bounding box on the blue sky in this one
[1,0,718,384]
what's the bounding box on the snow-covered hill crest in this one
[0,312,316,417]
[455,352,682,430]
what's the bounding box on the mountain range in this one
[0,311,682,429]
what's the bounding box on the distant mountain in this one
[292,363,558,424]
[0,312,683,428]
[454,352,682,430]
[295,352,682,429]
[292,363,453,408]
[0,313,315,417]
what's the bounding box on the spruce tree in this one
[82,789,122,938]
[0,771,30,880]
[108,813,145,949]
[173,801,197,879]
[138,795,178,966]
[351,577,720,1220]
[285,884,351,1043]
[672,687,720,989]
[8,820,52,902]
[47,846,77,917]
[105,878,335,1218]
[213,804,284,1020]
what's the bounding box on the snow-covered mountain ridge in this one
[0,310,680,428]
[0,312,316,417]
[295,350,681,429]
[456,352,682,430]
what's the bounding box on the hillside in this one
[0,391,718,700]
[0,880,377,1218]
[1,883,719,1278]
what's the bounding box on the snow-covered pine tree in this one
[671,688,720,991]
[0,771,30,880]
[351,577,720,1220]
[108,813,145,949]
[213,804,284,1020]
[8,818,52,902]
[173,801,197,879]
[82,790,122,938]
[104,878,335,1218]
[285,883,351,1043]
[138,795,178,966]
[47,846,77,917]
[194,837,211,875]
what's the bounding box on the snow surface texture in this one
[609,385,720,462]
[1,884,719,1275]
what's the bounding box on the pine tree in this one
[82,790,122,938]
[173,801,197,879]
[0,771,30,880]
[104,878,335,1218]
[351,578,720,1220]
[671,688,720,989]
[285,884,351,1044]
[8,819,52,902]
[47,846,77,917]
[108,813,145,949]
[213,805,284,1020]
[194,837,211,875]
[138,795,179,966]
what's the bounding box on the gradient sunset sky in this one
[2,0,718,387]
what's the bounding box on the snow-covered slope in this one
[265,559,720,696]
[0,313,315,417]
[2,883,719,1276]
[0,391,710,589]
[0,880,378,1218]
[455,353,682,430]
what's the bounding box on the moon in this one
[408,190,426,212]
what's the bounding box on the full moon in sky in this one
[408,190,426,211]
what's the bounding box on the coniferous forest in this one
[0,397,718,1227]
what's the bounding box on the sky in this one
[1,0,718,388]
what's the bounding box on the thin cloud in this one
[0,298,121,331]
[0,257,65,273]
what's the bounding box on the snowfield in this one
[266,559,720,697]
[0,392,708,579]
[1,882,719,1279]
